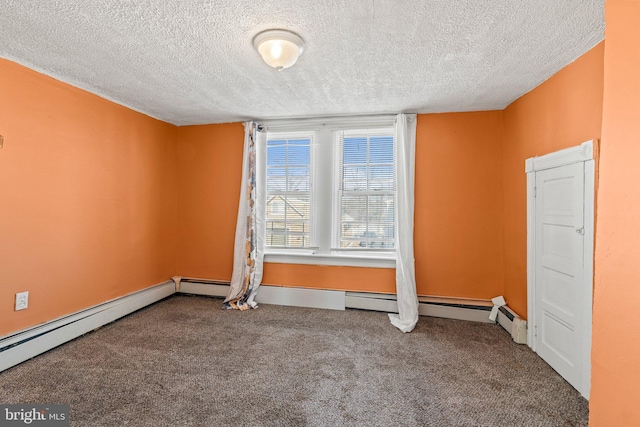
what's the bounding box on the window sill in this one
[264,252,396,268]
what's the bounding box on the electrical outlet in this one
[15,291,29,311]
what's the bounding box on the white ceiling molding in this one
[0,1,604,126]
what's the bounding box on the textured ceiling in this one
[0,1,604,126]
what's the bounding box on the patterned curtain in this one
[223,122,265,310]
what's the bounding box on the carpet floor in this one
[0,295,588,426]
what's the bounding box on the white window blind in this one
[335,129,395,250]
[265,133,313,248]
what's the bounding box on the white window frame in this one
[260,116,397,268]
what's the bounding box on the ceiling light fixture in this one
[253,29,304,71]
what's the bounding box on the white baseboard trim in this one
[0,281,175,373]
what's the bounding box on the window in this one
[265,134,312,248]
[338,131,395,250]
[262,117,396,267]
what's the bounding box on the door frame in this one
[525,139,596,398]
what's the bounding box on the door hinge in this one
[534,324,537,337]
[533,186,537,198]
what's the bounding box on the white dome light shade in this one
[253,29,304,70]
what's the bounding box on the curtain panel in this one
[223,122,266,310]
[389,113,419,332]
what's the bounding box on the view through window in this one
[264,120,396,257]
[338,132,395,249]
[265,136,311,248]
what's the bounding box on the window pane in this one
[368,165,394,190]
[343,137,367,164]
[267,198,285,216]
[266,135,312,249]
[266,221,286,232]
[343,180,368,191]
[266,234,286,246]
[284,196,310,220]
[369,136,394,163]
[286,234,307,248]
[287,168,310,192]
[288,144,310,166]
[338,130,395,251]
[343,165,367,181]
[285,221,310,233]
[368,195,394,223]
[341,195,368,222]
[267,145,287,166]
[266,171,286,192]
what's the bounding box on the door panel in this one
[541,268,575,320]
[535,162,585,391]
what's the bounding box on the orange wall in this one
[175,123,244,280]
[502,43,605,317]
[590,1,640,424]
[415,112,504,298]
[262,264,396,293]
[175,112,505,298]
[0,59,178,337]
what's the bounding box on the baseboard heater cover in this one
[0,281,175,373]
[178,278,346,311]
[178,279,528,342]
[346,292,495,324]
[178,278,230,298]
[497,305,528,344]
[179,279,499,324]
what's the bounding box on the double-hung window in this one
[265,133,313,248]
[337,130,395,250]
[262,117,396,267]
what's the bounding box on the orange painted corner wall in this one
[590,0,640,424]
[0,58,178,337]
[175,112,505,299]
[175,123,244,281]
[502,42,605,318]
[415,112,505,299]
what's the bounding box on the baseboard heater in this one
[0,281,175,373]
[178,278,526,342]
[178,278,497,324]
[496,305,528,344]
[176,277,346,310]
[345,292,495,324]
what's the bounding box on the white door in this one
[534,161,590,397]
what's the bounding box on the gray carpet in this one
[0,295,588,426]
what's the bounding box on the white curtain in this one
[223,122,266,310]
[389,113,419,332]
